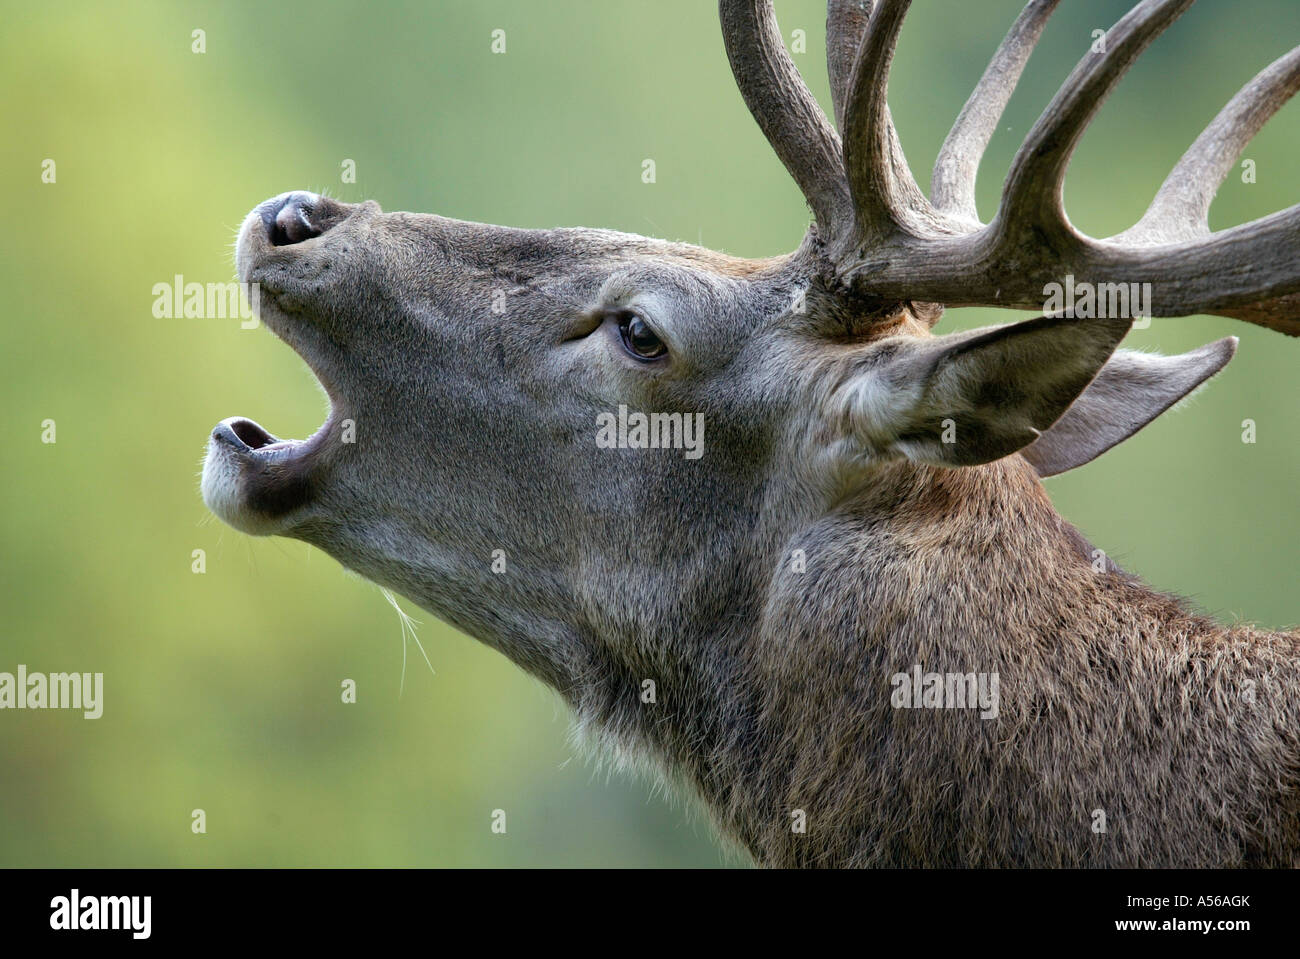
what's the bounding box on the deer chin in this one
[201,411,334,536]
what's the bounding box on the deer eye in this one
[616,311,667,361]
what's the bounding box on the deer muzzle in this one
[201,192,372,535]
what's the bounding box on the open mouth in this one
[217,417,294,453]
[219,191,357,457]
[201,191,352,533]
[209,415,331,461]
[201,406,334,535]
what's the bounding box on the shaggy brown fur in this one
[605,456,1300,866]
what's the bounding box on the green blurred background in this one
[1,0,1296,867]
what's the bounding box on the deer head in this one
[202,0,1300,865]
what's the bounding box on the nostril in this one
[264,192,324,246]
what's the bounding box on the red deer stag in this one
[203,0,1300,866]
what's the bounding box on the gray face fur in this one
[204,189,1229,713]
[207,193,823,691]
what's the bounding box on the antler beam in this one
[724,0,1300,334]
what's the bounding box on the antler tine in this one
[1118,45,1300,245]
[996,0,1194,245]
[830,0,1300,336]
[719,0,853,234]
[840,0,952,244]
[826,0,873,132]
[931,0,1061,227]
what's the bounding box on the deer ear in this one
[1020,337,1238,477]
[838,314,1133,468]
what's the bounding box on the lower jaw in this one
[202,419,333,535]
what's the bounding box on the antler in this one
[720,0,1300,335]
[719,0,853,234]
[931,0,1061,227]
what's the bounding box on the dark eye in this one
[616,311,667,361]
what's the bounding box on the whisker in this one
[380,587,433,699]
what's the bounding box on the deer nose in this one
[260,191,324,246]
